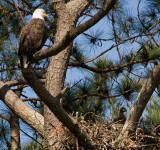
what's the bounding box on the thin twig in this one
[12,0,26,25]
[111,9,122,64]
[0,114,10,122]
[84,30,160,63]
[20,128,43,146]
[22,98,41,102]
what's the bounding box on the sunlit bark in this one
[116,64,160,147]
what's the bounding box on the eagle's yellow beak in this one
[43,13,48,18]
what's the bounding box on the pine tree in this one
[0,0,160,149]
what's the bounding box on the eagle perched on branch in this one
[18,9,48,68]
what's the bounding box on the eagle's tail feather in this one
[23,55,29,68]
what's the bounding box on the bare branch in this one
[6,79,46,87]
[56,84,69,100]
[116,63,160,147]
[0,81,44,136]
[20,128,42,146]
[111,9,122,64]
[71,0,116,36]
[22,68,96,150]
[0,114,10,122]
[11,0,26,25]
[22,98,41,102]
[84,29,160,63]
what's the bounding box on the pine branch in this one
[75,80,140,100]
[11,0,26,25]
[84,29,160,63]
[69,54,160,73]
[137,0,159,47]
[4,0,30,13]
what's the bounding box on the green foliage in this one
[0,39,19,82]
[71,44,87,63]
[121,51,136,72]
[115,77,138,101]
[0,119,11,150]
[144,97,160,127]
[110,104,123,121]
[23,141,43,150]
[94,57,114,69]
[94,57,121,77]
[118,11,136,39]
[92,75,109,95]
[136,43,160,61]
[122,51,135,63]
[63,78,107,121]
[0,1,21,38]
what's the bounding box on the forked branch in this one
[22,68,96,150]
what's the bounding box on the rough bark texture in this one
[44,47,72,148]
[10,112,20,150]
[44,1,90,149]
[116,64,160,146]
[10,87,22,150]
[43,0,117,149]
[0,81,44,136]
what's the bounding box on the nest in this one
[50,116,160,150]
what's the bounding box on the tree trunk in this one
[10,86,22,150]
[44,0,94,148]
[10,112,20,150]
[44,1,117,149]
[44,47,71,148]
[44,2,75,148]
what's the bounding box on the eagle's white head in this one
[32,9,48,20]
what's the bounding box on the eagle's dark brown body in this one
[113,107,127,124]
[18,18,47,68]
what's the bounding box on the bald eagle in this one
[18,9,48,68]
[112,107,127,124]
